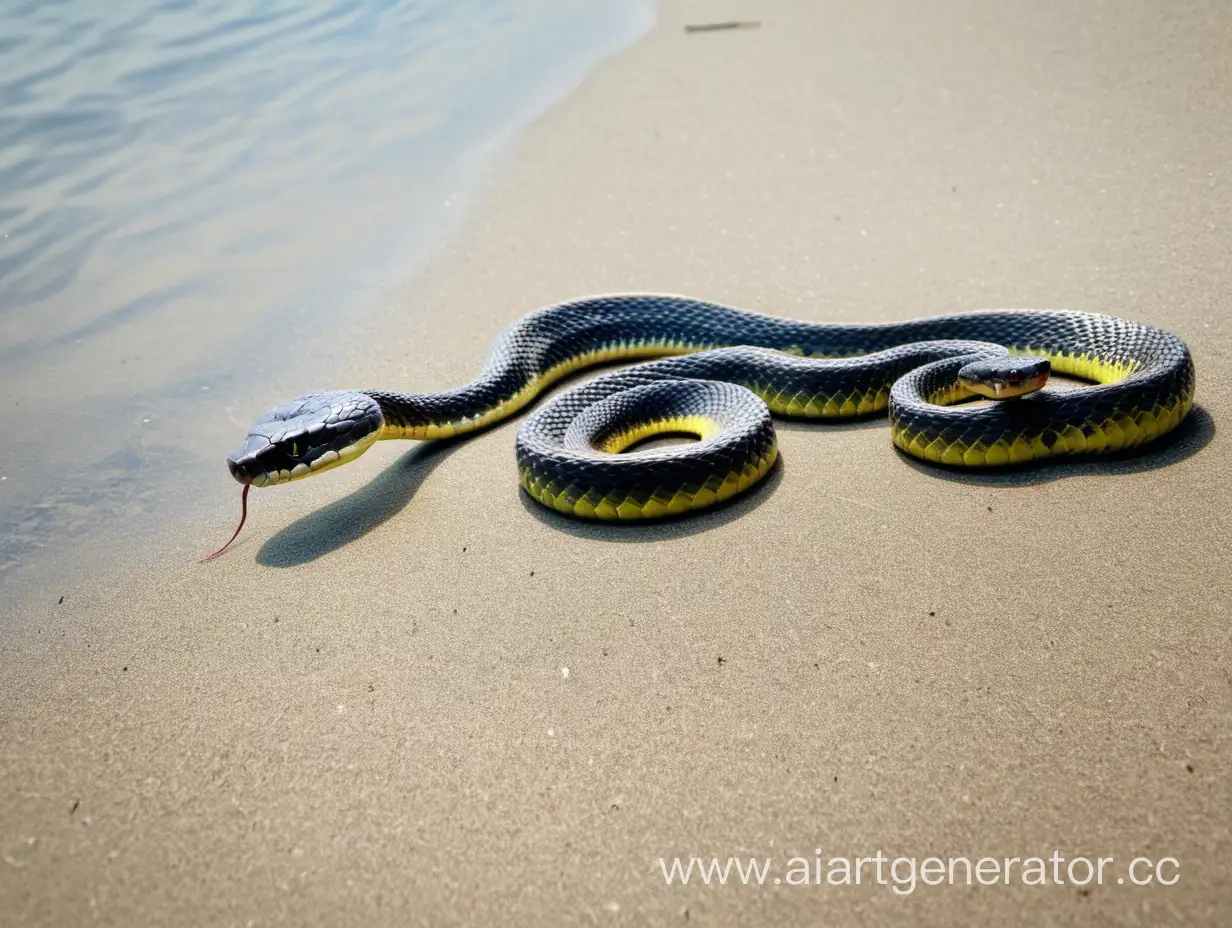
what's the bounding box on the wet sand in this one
[3,1,1230,924]
[0,0,651,593]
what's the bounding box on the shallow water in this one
[0,0,652,596]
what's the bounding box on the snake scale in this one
[223,295,1195,525]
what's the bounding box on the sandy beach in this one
[3,0,1230,924]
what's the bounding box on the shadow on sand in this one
[257,438,461,567]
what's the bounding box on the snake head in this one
[227,391,384,487]
[958,356,1051,400]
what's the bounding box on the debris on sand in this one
[685,21,761,34]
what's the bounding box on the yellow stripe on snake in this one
[220,295,1194,525]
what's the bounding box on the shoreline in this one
[4,1,1231,924]
[0,2,653,613]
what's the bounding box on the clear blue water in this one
[0,0,653,591]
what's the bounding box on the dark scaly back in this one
[361,295,1193,446]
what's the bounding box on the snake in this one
[212,295,1194,553]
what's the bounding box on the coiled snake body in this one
[225,295,1195,522]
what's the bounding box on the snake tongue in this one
[202,483,250,561]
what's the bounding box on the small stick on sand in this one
[684,21,761,33]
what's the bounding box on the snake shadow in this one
[256,439,461,567]
[897,403,1215,486]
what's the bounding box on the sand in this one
[3,0,1230,924]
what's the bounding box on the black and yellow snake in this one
[218,295,1194,541]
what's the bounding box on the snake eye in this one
[228,390,385,486]
[1007,371,1023,387]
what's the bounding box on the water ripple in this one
[0,0,654,599]
[0,0,647,337]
